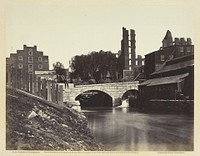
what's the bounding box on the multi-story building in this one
[6,45,49,88]
[118,27,144,80]
[138,31,194,108]
[140,54,194,100]
[7,45,49,74]
[144,30,194,79]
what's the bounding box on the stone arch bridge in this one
[63,81,139,107]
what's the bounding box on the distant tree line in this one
[70,50,119,83]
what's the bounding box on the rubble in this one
[6,87,103,151]
[27,111,37,119]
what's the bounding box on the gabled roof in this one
[152,60,193,75]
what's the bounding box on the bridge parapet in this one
[74,81,139,88]
[63,81,139,107]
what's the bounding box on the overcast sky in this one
[5,0,197,69]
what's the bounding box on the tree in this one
[53,61,64,75]
[53,61,67,83]
[70,51,118,83]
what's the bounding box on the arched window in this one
[38,57,42,61]
[18,56,23,60]
[28,48,33,55]
[38,64,43,69]
[18,63,23,69]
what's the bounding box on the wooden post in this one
[9,68,12,87]
[35,76,38,95]
[11,68,14,88]
[52,81,56,103]
[16,69,20,89]
[15,68,17,88]
[56,84,59,104]
[47,80,52,101]
[59,85,63,105]
[30,74,33,93]
[16,69,18,89]
[7,66,11,86]
[23,71,27,91]
[27,73,30,92]
[21,70,25,90]
[41,79,47,99]
[37,77,41,97]
[12,68,17,88]
[33,75,37,95]
[20,70,22,89]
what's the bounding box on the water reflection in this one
[121,107,128,113]
[83,107,193,151]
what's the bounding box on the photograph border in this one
[1,0,200,155]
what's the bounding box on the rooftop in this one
[151,54,194,75]
[139,73,189,86]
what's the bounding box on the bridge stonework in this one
[63,81,139,108]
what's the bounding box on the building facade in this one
[6,45,49,88]
[140,55,194,100]
[144,30,194,79]
[138,31,194,107]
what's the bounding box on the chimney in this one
[34,45,37,51]
[187,38,192,45]
[23,45,27,50]
[174,38,180,45]
[180,38,186,45]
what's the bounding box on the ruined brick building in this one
[118,27,144,80]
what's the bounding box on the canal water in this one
[83,107,193,151]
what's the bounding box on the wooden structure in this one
[7,68,63,105]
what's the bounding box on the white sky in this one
[5,0,197,69]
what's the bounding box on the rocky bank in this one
[6,87,103,151]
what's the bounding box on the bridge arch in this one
[63,81,139,108]
[75,90,113,107]
[74,88,113,101]
[121,89,139,107]
[120,89,138,99]
[120,88,138,99]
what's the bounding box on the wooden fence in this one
[7,68,63,105]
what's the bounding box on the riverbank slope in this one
[6,86,103,150]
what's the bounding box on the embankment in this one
[6,86,103,150]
